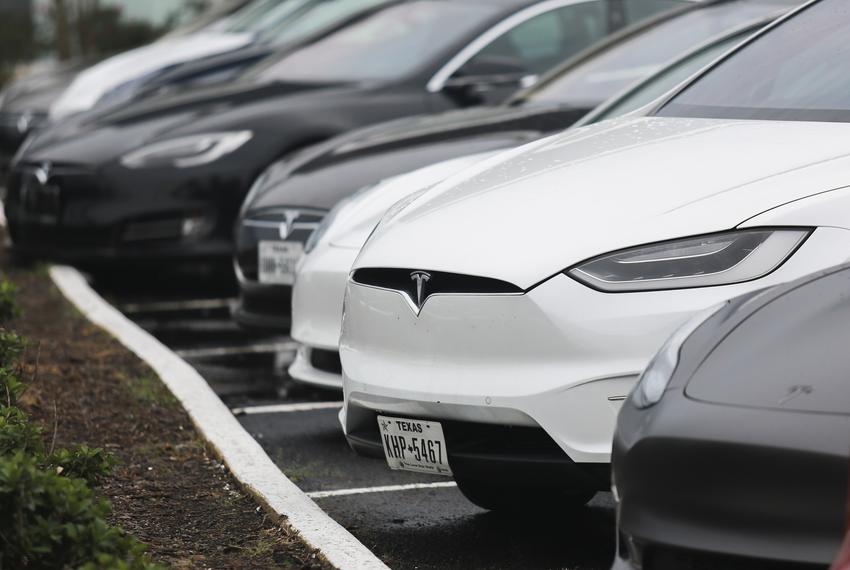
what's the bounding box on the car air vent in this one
[352,268,522,310]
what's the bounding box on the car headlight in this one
[121,131,253,169]
[632,302,727,409]
[568,228,810,292]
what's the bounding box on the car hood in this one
[318,103,581,155]
[245,105,560,213]
[50,31,255,119]
[356,116,850,289]
[20,80,347,166]
[325,150,504,249]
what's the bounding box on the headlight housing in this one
[568,228,810,292]
[632,302,726,409]
[121,131,252,169]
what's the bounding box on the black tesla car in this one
[5,0,640,270]
[232,0,796,330]
[612,262,850,569]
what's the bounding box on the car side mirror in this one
[442,56,538,105]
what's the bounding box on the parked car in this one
[0,0,254,175]
[612,263,850,569]
[47,0,337,119]
[80,0,398,113]
[287,19,768,389]
[234,0,788,330]
[5,0,655,270]
[339,0,849,511]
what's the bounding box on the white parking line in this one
[177,341,298,359]
[50,266,389,570]
[120,298,235,313]
[232,401,343,416]
[308,482,458,499]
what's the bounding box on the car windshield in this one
[257,0,390,45]
[588,27,755,123]
[526,1,792,109]
[219,0,308,34]
[659,0,850,122]
[251,1,500,83]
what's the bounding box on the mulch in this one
[4,262,332,570]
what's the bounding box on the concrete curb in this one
[50,265,388,570]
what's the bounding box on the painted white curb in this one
[49,266,389,570]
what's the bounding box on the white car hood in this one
[355,116,850,289]
[325,151,504,250]
[50,32,253,119]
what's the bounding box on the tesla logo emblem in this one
[410,271,431,308]
[278,210,300,239]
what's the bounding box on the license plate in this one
[258,240,303,285]
[377,415,452,476]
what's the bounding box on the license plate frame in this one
[377,415,452,476]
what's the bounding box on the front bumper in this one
[612,392,849,569]
[5,158,249,265]
[231,279,292,332]
[341,228,850,466]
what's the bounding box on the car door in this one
[430,0,630,109]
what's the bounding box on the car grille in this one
[351,268,523,308]
[14,166,62,223]
[235,208,325,281]
[644,545,828,570]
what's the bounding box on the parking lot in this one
[93,272,615,569]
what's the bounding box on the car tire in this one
[454,475,595,512]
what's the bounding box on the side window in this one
[454,2,610,79]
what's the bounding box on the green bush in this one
[0,291,160,569]
[0,452,155,570]
[0,281,21,322]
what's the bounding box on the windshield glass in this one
[659,0,850,122]
[527,1,791,109]
[590,28,754,123]
[220,0,305,34]
[258,0,389,45]
[253,1,500,83]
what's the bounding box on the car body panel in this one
[613,263,850,567]
[355,116,850,289]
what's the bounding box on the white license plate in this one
[377,415,452,476]
[258,241,303,285]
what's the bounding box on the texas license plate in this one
[377,415,452,476]
[258,241,303,285]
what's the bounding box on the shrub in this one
[0,280,21,322]
[0,452,157,570]
[0,406,43,457]
[48,446,117,486]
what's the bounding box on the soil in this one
[4,262,332,570]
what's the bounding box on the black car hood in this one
[20,79,354,166]
[247,101,584,211]
[686,263,850,416]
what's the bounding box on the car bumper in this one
[288,345,343,390]
[231,277,292,332]
[340,228,850,466]
[291,242,356,352]
[612,393,849,569]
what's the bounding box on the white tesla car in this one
[290,152,500,388]
[340,0,850,510]
[289,21,764,390]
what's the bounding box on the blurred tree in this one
[0,0,36,84]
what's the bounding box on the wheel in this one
[454,475,595,512]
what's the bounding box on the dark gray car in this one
[612,261,850,569]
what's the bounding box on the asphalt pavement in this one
[92,271,616,570]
